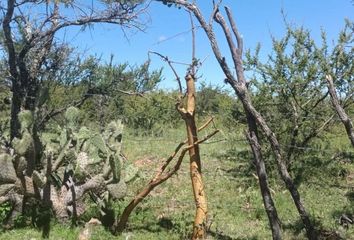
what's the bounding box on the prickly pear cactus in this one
[11,110,36,177]
[103,120,124,181]
[40,107,130,221]
[65,106,80,131]
[104,120,124,153]
[0,151,17,184]
[12,110,35,156]
[1,107,132,227]
[0,110,36,226]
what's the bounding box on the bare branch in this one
[213,8,246,85]
[308,91,329,111]
[198,117,214,132]
[149,51,183,93]
[300,114,335,148]
[115,89,145,97]
[37,93,90,130]
[225,6,243,56]
[189,11,196,76]
[209,0,222,27]
[161,0,236,85]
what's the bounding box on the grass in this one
[1,119,354,239]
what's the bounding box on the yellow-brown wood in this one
[185,74,207,239]
[113,73,212,238]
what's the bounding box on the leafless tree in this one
[158,1,318,239]
[114,35,219,238]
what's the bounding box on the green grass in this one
[1,119,354,239]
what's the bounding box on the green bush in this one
[122,91,180,133]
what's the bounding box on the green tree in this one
[76,58,163,129]
[196,82,241,128]
[245,26,330,170]
[244,20,354,172]
[121,90,179,132]
[1,0,147,151]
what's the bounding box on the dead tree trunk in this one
[245,113,282,240]
[326,75,354,147]
[113,117,218,234]
[147,50,211,238]
[235,85,317,240]
[184,74,208,239]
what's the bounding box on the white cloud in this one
[158,35,167,42]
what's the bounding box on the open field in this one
[1,120,353,240]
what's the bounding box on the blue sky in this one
[59,0,354,90]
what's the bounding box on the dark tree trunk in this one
[32,125,43,170]
[245,111,282,240]
[42,154,52,238]
[3,0,21,141]
[28,85,43,171]
[326,75,354,147]
[238,90,317,240]
[10,85,22,140]
[23,77,39,112]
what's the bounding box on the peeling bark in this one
[184,74,208,239]
[113,123,218,234]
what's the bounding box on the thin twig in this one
[148,51,183,93]
[189,10,196,76]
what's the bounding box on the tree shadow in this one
[283,217,344,240]
[331,189,354,232]
[207,229,258,240]
[292,151,353,187]
[157,217,173,230]
[214,147,255,178]
[344,191,354,204]
[282,217,307,236]
[124,215,191,239]
[125,215,257,240]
